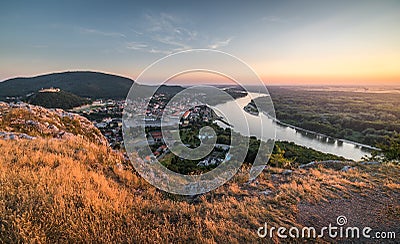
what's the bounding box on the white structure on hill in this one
[39,87,60,93]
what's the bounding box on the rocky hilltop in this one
[0,102,107,145]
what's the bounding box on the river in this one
[212,92,374,161]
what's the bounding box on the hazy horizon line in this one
[1,69,399,87]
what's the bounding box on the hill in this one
[0,71,134,100]
[0,137,398,242]
[0,71,252,102]
[0,102,106,145]
[0,104,399,242]
[26,90,90,109]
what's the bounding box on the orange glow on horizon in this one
[260,74,400,86]
[2,69,399,86]
[254,53,400,85]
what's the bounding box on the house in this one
[150,131,163,142]
[182,110,191,120]
[95,122,107,128]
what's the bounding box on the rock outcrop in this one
[0,102,107,145]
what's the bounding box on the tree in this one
[368,132,400,163]
[269,145,293,168]
[378,132,400,163]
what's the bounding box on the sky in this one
[1,0,400,85]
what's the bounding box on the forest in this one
[158,122,346,174]
[265,86,400,147]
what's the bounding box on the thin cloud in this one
[154,36,191,49]
[144,12,178,33]
[126,12,233,54]
[145,13,194,49]
[131,29,143,35]
[79,27,126,38]
[208,37,233,49]
[126,41,148,50]
[148,48,172,55]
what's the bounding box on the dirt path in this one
[297,185,400,243]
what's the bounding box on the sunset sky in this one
[1,0,399,85]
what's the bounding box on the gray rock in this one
[299,161,316,169]
[282,169,293,175]
[360,161,380,165]
[0,131,36,141]
[271,174,279,179]
[341,165,354,172]
[259,190,272,196]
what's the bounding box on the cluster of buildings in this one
[124,92,207,128]
[78,99,125,115]
[180,105,213,127]
[197,145,231,167]
[94,117,124,149]
[85,93,229,169]
[94,117,123,149]
[75,99,125,149]
[145,93,167,121]
[39,87,60,93]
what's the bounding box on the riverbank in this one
[266,86,400,149]
[215,117,234,128]
[262,111,380,152]
[214,92,374,161]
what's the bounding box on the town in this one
[73,92,231,171]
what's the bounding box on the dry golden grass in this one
[0,136,399,243]
[0,137,271,243]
